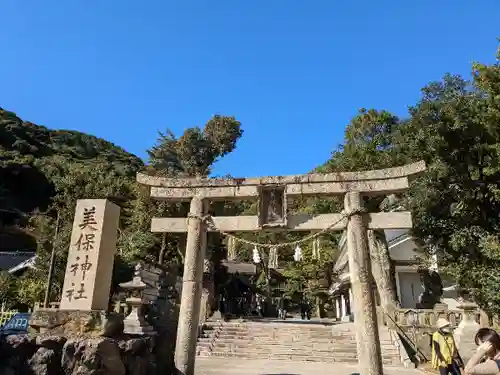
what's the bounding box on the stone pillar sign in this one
[60,199,120,311]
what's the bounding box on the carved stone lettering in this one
[60,199,120,311]
[79,206,98,230]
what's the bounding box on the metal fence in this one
[0,310,16,327]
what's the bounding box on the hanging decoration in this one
[268,247,279,269]
[227,236,237,261]
[252,246,261,264]
[293,245,303,262]
[312,237,321,260]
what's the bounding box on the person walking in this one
[256,295,264,318]
[219,291,228,321]
[306,300,311,320]
[431,318,463,375]
[464,328,500,375]
[278,297,287,320]
[300,298,306,320]
[300,298,311,320]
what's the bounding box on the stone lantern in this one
[119,263,156,336]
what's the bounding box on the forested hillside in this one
[0,107,144,251]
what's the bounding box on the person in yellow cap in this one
[431,318,464,375]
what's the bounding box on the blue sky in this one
[1,1,499,178]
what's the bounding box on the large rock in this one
[0,335,38,375]
[62,337,125,375]
[0,333,154,375]
[119,338,153,375]
[28,336,67,375]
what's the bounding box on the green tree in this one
[148,115,243,177]
[323,108,401,172]
[316,109,403,310]
[0,271,16,308]
[397,66,500,314]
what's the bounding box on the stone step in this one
[197,336,396,345]
[198,345,399,355]
[198,345,399,356]
[197,342,398,352]
[200,328,390,337]
[202,326,392,338]
[196,322,402,366]
[205,346,399,355]
[204,325,351,332]
[197,351,400,365]
[213,325,347,329]
[197,344,399,356]
[198,336,394,348]
[196,350,399,362]
[209,325,392,336]
[207,325,351,330]
[199,344,356,351]
[197,336,395,347]
[198,334,363,342]
[199,352,357,363]
[203,331,354,337]
[197,340,367,348]
[198,339,394,348]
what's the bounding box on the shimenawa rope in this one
[187,208,366,248]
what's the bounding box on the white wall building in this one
[329,229,426,321]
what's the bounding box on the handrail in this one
[384,311,429,362]
[209,320,223,355]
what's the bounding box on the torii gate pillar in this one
[174,196,206,375]
[345,192,383,375]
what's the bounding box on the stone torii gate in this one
[137,161,426,375]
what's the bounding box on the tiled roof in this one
[0,251,36,272]
[221,260,256,274]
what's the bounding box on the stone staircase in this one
[196,320,402,365]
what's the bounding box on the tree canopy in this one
[398,67,500,314]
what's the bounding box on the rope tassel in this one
[312,237,321,260]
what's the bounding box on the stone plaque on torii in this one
[137,161,426,375]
